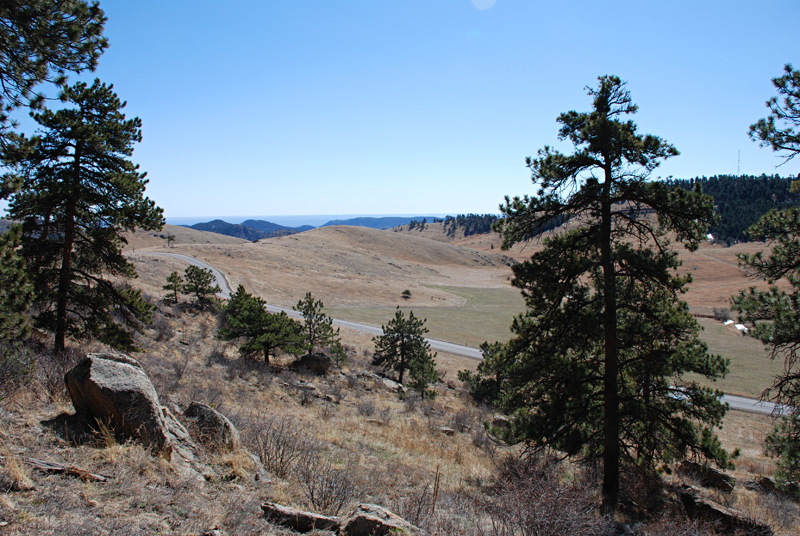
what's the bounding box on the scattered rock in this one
[261,502,341,533]
[679,461,736,492]
[64,353,173,459]
[184,402,241,452]
[341,503,425,536]
[679,486,773,535]
[290,379,316,392]
[381,377,407,394]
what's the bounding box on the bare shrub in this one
[356,399,376,417]
[0,343,35,402]
[390,466,441,527]
[472,453,613,536]
[149,313,174,341]
[35,345,83,403]
[713,307,731,322]
[297,450,357,515]
[243,414,310,478]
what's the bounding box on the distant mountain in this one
[188,220,270,241]
[321,216,435,230]
[242,219,314,234]
[185,219,313,241]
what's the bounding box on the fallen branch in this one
[1,455,110,482]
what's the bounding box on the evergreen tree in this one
[163,271,183,304]
[734,67,800,484]
[0,226,32,343]
[733,181,800,484]
[294,292,340,357]
[372,307,435,385]
[750,64,800,163]
[183,265,220,308]
[0,0,107,148]
[8,79,163,353]
[494,75,729,510]
[218,285,302,364]
[407,346,438,398]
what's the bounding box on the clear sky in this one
[39,1,800,219]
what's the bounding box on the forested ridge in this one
[669,174,800,242]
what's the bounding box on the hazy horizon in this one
[166,213,456,228]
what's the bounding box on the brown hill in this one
[128,225,519,309]
[125,223,249,250]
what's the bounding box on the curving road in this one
[130,250,783,416]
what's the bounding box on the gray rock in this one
[679,460,736,492]
[261,502,341,533]
[184,402,241,452]
[64,353,172,459]
[342,503,425,536]
[679,486,773,535]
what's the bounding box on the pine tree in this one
[372,307,435,385]
[733,188,800,484]
[750,64,800,163]
[407,347,438,399]
[217,285,302,364]
[183,265,220,309]
[294,292,340,357]
[0,226,32,343]
[0,1,107,148]
[734,65,800,484]
[494,75,729,510]
[8,79,163,353]
[163,271,184,304]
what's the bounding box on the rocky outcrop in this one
[184,402,241,452]
[679,460,736,492]
[261,502,341,533]
[679,486,773,535]
[341,504,425,536]
[64,353,173,458]
[260,502,424,536]
[290,353,333,375]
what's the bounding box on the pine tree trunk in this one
[54,198,76,354]
[601,166,620,512]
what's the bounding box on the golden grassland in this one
[0,223,797,534]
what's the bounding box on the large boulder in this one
[341,504,425,536]
[64,353,173,459]
[290,353,333,375]
[184,402,241,452]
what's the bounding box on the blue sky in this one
[32,1,800,219]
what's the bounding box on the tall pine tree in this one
[8,79,163,352]
[733,66,800,483]
[494,75,730,510]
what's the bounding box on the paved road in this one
[130,250,783,415]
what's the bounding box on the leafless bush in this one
[390,466,441,526]
[713,307,731,322]
[297,450,357,516]
[356,399,376,417]
[471,453,613,536]
[0,343,35,402]
[149,313,174,341]
[377,405,393,425]
[35,345,83,403]
[243,414,310,477]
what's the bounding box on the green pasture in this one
[327,287,783,399]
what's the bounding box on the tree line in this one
[668,174,800,243]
